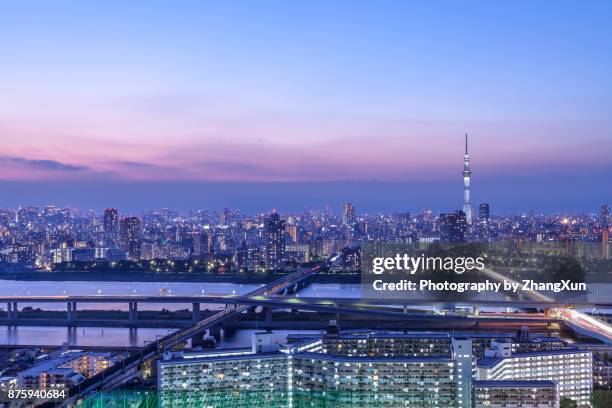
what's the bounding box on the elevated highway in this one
[41,262,327,407]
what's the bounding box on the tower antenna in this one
[463,133,472,225]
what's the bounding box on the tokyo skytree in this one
[463,133,472,225]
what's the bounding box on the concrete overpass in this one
[3,294,611,318]
[478,266,612,345]
[39,261,329,407]
[2,294,598,331]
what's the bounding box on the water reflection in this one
[0,326,175,347]
[0,280,263,311]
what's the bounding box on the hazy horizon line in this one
[1,179,608,215]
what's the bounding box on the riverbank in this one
[0,270,360,284]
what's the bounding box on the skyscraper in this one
[285,223,298,243]
[463,134,472,225]
[602,204,610,228]
[440,211,467,243]
[192,231,209,258]
[341,203,356,226]
[479,203,490,223]
[265,212,286,270]
[120,216,141,260]
[103,208,118,233]
[235,240,249,270]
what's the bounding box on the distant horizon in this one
[1,178,608,216]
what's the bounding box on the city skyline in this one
[0,129,609,214]
[0,201,609,218]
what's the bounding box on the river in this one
[1,279,607,347]
[0,280,359,347]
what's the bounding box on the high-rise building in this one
[440,211,467,243]
[158,332,476,408]
[478,203,490,223]
[192,231,210,258]
[265,212,285,270]
[160,331,556,407]
[235,240,249,270]
[221,208,232,226]
[246,247,262,271]
[341,203,356,226]
[285,223,298,243]
[602,204,610,228]
[452,337,473,408]
[463,134,472,225]
[103,208,118,233]
[477,345,592,406]
[285,243,310,263]
[120,216,141,260]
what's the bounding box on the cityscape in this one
[2,1,612,407]
[1,137,610,277]
[0,198,611,276]
[0,134,610,408]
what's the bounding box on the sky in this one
[0,1,610,213]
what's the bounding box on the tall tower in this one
[463,133,472,225]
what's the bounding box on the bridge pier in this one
[208,326,222,341]
[192,303,200,323]
[67,326,77,345]
[129,327,137,345]
[67,302,77,322]
[191,332,204,347]
[6,302,18,321]
[129,302,138,322]
[265,307,272,323]
[403,305,408,314]
[474,306,480,317]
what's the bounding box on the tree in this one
[560,397,578,408]
[592,389,612,408]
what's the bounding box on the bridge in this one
[2,294,598,324]
[3,294,612,308]
[479,266,612,345]
[2,293,611,329]
[39,262,327,407]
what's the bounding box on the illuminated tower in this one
[463,133,472,225]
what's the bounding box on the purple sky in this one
[0,1,610,212]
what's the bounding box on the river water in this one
[0,280,359,347]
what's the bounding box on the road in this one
[479,266,612,344]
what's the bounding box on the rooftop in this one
[474,380,557,388]
[477,348,590,368]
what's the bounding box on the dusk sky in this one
[0,1,610,213]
